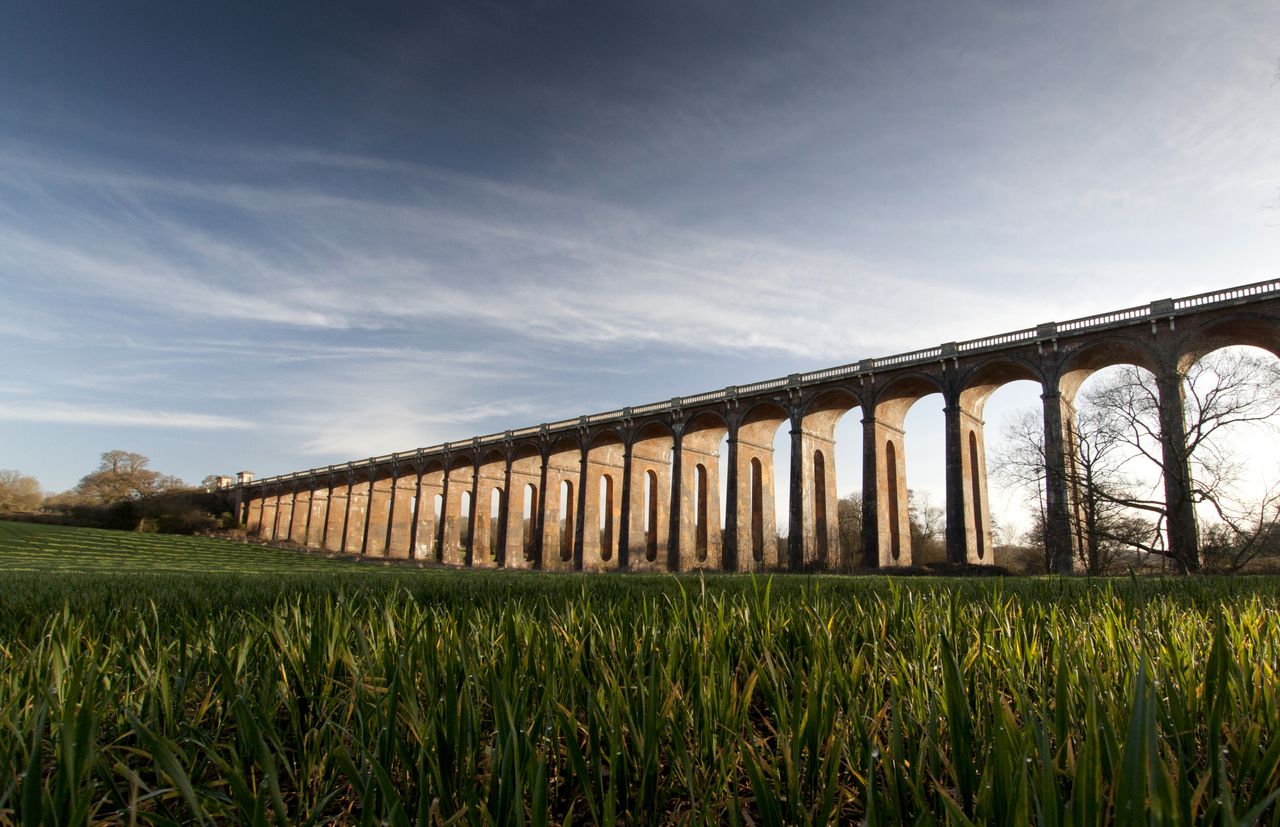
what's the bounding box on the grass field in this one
[1,520,1279,825]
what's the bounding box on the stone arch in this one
[1057,335,1160,403]
[957,357,1044,419]
[542,436,581,571]
[678,411,728,570]
[734,401,789,570]
[1175,311,1280,369]
[630,420,674,570]
[583,429,625,571]
[504,443,542,568]
[873,372,946,429]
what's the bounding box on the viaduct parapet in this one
[232,279,1280,574]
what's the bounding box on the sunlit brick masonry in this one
[228,280,1280,574]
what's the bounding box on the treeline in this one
[1,451,234,535]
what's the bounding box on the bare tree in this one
[993,349,1280,573]
[907,489,946,563]
[836,491,863,570]
[0,470,42,512]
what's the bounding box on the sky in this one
[1,1,1278,535]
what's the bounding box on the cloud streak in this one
[0,401,256,430]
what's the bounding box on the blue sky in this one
[1,1,1277,532]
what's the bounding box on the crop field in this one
[1,521,1279,824]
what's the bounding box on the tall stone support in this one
[471,456,507,569]
[1041,390,1081,573]
[364,477,393,556]
[247,496,264,537]
[733,424,782,571]
[289,489,311,545]
[722,429,739,571]
[260,496,279,540]
[627,427,673,573]
[387,473,416,559]
[944,405,993,565]
[1156,368,1200,571]
[677,444,722,570]
[306,487,328,548]
[498,460,514,568]
[798,432,839,570]
[442,463,474,566]
[414,468,445,560]
[343,478,370,554]
[504,453,542,569]
[860,417,880,568]
[541,443,580,572]
[666,431,684,570]
[787,426,805,570]
[617,443,634,570]
[866,420,912,567]
[275,492,294,542]
[324,482,349,551]
[582,437,625,572]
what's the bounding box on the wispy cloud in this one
[0,401,256,430]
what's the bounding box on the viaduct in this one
[232,280,1280,574]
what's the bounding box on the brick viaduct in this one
[232,280,1280,574]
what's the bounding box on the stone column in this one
[581,450,624,572]
[289,489,310,544]
[617,440,633,570]
[628,436,672,572]
[787,423,804,570]
[865,420,912,566]
[307,487,328,548]
[1041,389,1078,574]
[261,494,278,540]
[441,464,474,566]
[325,481,348,551]
[435,470,451,562]
[365,477,393,556]
[667,429,684,571]
[387,473,416,559]
[247,496,264,537]
[497,457,514,568]
[276,491,294,541]
[723,428,739,571]
[733,436,778,571]
[472,459,505,569]
[345,476,370,554]
[678,444,722,570]
[573,449,588,571]
[944,404,993,565]
[409,470,424,558]
[860,415,880,568]
[535,450,550,569]
[1156,368,1200,572]
[799,431,838,570]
